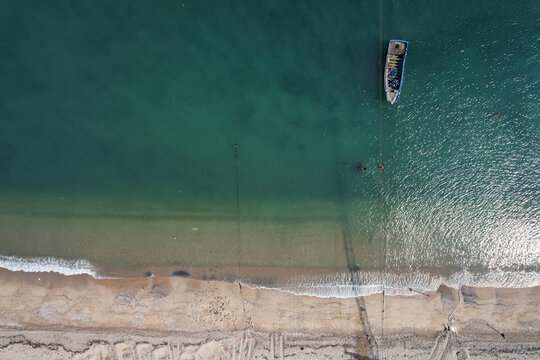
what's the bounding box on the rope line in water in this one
[233,144,249,318]
[233,144,242,278]
[378,0,384,166]
[378,1,386,357]
[234,144,241,241]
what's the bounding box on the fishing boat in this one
[384,40,408,104]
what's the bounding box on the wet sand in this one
[0,268,539,359]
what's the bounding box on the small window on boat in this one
[395,44,400,49]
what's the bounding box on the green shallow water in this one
[0,1,538,283]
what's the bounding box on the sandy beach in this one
[0,268,538,359]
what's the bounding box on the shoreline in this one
[0,268,539,358]
[2,253,540,298]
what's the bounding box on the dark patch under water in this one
[171,270,191,278]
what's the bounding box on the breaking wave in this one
[243,269,540,298]
[1,253,539,298]
[0,254,102,278]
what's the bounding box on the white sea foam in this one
[1,253,538,297]
[243,269,540,298]
[0,254,102,278]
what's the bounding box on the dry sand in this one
[0,268,538,359]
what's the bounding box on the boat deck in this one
[388,41,406,55]
[384,40,408,104]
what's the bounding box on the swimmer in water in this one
[356,163,367,171]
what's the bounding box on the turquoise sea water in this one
[0,1,539,294]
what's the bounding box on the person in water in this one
[356,163,367,171]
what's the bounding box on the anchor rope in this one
[378,0,384,166]
[233,145,242,279]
